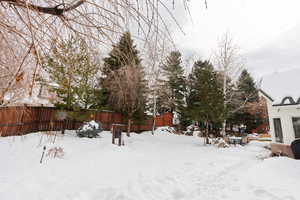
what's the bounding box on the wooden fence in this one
[0,106,173,137]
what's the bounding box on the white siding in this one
[267,102,300,144]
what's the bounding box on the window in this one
[273,118,283,143]
[292,117,300,139]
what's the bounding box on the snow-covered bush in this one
[76,120,102,138]
[155,126,176,134]
[210,137,229,148]
[184,124,200,136]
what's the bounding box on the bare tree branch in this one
[0,0,85,16]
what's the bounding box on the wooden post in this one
[205,120,209,144]
[118,129,122,146]
[61,119,65,135]
[112,125,115,144]
[127,119,131,137]
[112,124,125,146]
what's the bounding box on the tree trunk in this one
[221,119,226,136]
[222,69,227,136]
[152,117,156,135]
[205,120,209,144]
[152,94,157,135]
[61,119,66,135]
[127,119,132,137]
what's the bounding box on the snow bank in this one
[242,157,300,199]
[0,131,299,200]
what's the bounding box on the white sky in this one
[172,0,300,78]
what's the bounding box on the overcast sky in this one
[171,0,300,79]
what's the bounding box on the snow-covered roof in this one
[14,95,53,107]
[260,68,300,105]
[5,85,54,107]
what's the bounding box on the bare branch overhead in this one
[0,0,85,16]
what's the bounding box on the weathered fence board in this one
[0,106,173,136]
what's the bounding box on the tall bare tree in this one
[214,33,261,134]
[144,35,172,134]
[214,33,243,135]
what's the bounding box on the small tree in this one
[108,65,148,136]
[236,69,259,103]
[41,36,101,110]
[230,69,262,132]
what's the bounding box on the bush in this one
[76,120,103,138]
[184,124,200,136]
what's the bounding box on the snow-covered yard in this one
[0,130,299,200]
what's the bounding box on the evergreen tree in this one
[102,32,141,77]
[101,32,141,109]
[186,60,224,131]
[236,69,259,103]
[231,69,262,132]
[41,36,101,110]
[159,51,186,115]
[102,31,147,129]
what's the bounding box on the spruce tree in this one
[101,32,141,109]
[186,60,224,131]
[236,69,259,103]
[102,32,141,77]
[159,51,186,115]
[232,69,261,132]
[102,31,147,127]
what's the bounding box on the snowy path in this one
[0,131,299,200]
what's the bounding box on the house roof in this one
[273,96,300,106]
[259,89,274,102]
[260,68,300,106]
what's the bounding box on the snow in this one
[80,120,100,131]
[261,68,300,104]
[5,84,54,107]
[155,126,176,134]
[0,130,300,200]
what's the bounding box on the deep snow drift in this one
[0,130,299,200]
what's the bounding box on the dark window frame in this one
[273,118,283,143]
[292,117,300,139]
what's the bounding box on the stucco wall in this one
[267,102,300,144]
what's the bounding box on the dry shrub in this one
[108,65,147,134]
[46,147,64,158]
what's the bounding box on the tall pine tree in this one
[186,60,224,132]
[102,31,147,127]
[159,51,186,116]
[102,32,141,77]
[101,32,141,109]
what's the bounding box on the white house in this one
[259,69,300,145]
